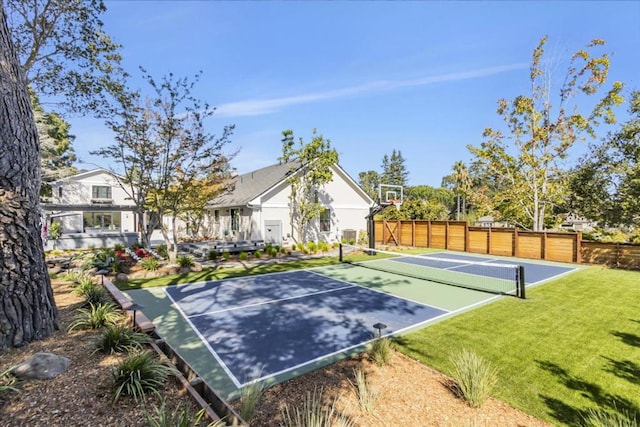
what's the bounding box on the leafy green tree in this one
[468,36,624,230]
[452,161,471,220]
[0,3,57,350]
[358,170,380,200]
[93,69,235,261]
[381,149,409,186]
[566,90,640,227]
[377,199,449,221]
[30,91,77,196]
[6,0,124,114]
[279,129,339,242]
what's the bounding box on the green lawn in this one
[117,247,433,290]
[395,266,640,425]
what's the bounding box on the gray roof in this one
[207,161,301,208]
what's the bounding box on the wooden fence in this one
[374,220,640,269]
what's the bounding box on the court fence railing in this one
[373,220,640,270]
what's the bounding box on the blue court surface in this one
[165,270,447,387]
[144,250,579,397]
[415,252,578,285]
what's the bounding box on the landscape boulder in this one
[11,352,70,380]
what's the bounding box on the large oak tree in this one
[0,3,57,350]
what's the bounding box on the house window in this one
[83,212,121,231]
[230,208,240,232]
[319,208,331,232]
[92,185,112,200]
[58,187,62,198]
[214,210,220,224]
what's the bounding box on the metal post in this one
[517,265,526,299]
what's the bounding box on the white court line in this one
[186,284,356,318]
[306,269,450,313]
[164,288,243,389]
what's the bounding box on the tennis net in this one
[339,244,526,298]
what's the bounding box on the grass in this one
[239,378,264,421]
[369,335,394,366]
[68,303,124,331]
[116,248,435,291]
[280,387,354,427]
[349,367,377,414]
[394,266,640,426]
[111,350,174,403]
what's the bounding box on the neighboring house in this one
[45,169,137,234]
[473,216,510,228]
[206,161,375,246]
[560,213,594,232]
[41,169,150,249]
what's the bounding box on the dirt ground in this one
[1,276,552,427]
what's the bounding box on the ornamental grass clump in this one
[239,378,264,421]
[280,387,354,427]
[177,255,194,268]
[582,407,639,427]
[0,368,19,399]
[370,336,394,366]
[111,350,174,403]
[140,257,160,271]
[68,303,123,331]
[93,324,151,354]
[449,348,498,408]
[349,368,377,414]
[145,398,224,427]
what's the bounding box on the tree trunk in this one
[0,6,58,350]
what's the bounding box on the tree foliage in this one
[381,149,409,187]
[279,129,339,242]
[30,90,77,196]
[92,68,235,260]
[5,0,124,114]
[358,170,380,201]
[468,36,624,230]
[566,90,640,227]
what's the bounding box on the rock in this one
[116,272,128,282]
[11,352,70,380]
[190,262,203,272]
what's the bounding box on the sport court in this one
[127,249,577,399]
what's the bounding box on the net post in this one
[339,243,343,262]
[517,265,526,299]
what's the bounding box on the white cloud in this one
[216,63,528,117]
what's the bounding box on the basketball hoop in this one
[388,199,402,210]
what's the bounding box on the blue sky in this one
[69,1,640,187]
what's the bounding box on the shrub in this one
[349,368,377,414]
[358,229,368,245]
[318,241,329,252]
[75,277,98,295]
[239,251,248,261]
[177,255,194,268]
[130,241,143,250]
[68,303,123,331]
[207,250,218,261]
[94,324,151,354]
[239,379,264,421]
[297,242,306,251]
[111,350,174,403]
[254,250,262,259]
[82,283,110,306]
[155,244,168,259]
[449,348,498,408]
[307,241,317,253]
[222,251,230,261]
[280,386,354,427]
[49,221,62,240]
[370,337,394,366]
[269,246,279,258]
[114,243,125,251]
[140,257,160,271]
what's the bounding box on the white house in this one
[46,169,137,234]
[205,161,375,246]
